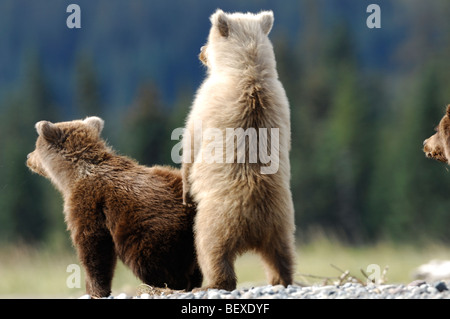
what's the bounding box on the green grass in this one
[236,237,450,288]
[0,245,141,298]
[1,237,450,298]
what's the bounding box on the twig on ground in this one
[136,283,185,296]
[296,263,388,287]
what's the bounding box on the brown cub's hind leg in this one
[74,229,117,298]
[187,264,203,291]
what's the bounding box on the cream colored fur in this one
[182,9,296,290]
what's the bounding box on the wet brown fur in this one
[27,117,202,297]
[424,105,450,164]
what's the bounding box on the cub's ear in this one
[84,116,104,134]
[259,11,274,35]
[35,121,63,144]
[446,105,450,118]
[210,9,229,37]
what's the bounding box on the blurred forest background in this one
[0,0,450,251]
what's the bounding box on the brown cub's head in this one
[27,117,106,191]
[423,105,450,164]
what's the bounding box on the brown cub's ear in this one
[35,121,63,144]
[211,9,229,37]
[259,11,274,35]
[446,105,450,118]
[83,116,104,134]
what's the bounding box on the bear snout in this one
[423,141,431,154]
[422,142,434,159]
[26,152,34,165]
[26,152,48,177]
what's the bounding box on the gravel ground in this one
[79,280,450,299]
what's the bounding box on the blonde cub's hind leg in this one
[194,222,239,291]
[259,232,295,287]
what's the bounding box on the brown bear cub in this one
[423,105,450,164]
[27,117,202,297]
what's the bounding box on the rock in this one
[207,291,221,299]
[435,282,448,292]
[272,284,285,293]
[85,282,450,299]
[179,292,194,299]
[241,291,254,299]
[413,260,450,281]
[407,280,427,287]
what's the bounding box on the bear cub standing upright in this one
[182,10,296,290]
[27,117,202,297]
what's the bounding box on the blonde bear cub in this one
[182,9,296,290]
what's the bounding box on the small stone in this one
[342,282,353,288]
[290,292,303,298]
[285,287,296,294]
[140,293,150,299]
[194,290,207,298]
[408,280,426,287]
[250,287,262,296]
[241,291,254,299]
[435,282,448,292]
[426,286,437,294]
[78,294,91,299]
[207,292,221,299]
[258,294,279,299]
[388,285,405,294]
[115,293,128,299]
[272,284,285,293]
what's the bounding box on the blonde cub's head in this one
[200,9,276,73]
[27,116,106,191]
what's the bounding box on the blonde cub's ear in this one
[35,121,63,143]
[446,105,450,118]
[210,9,229,37]
[259,11,274,35]
[84,116,104,134]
